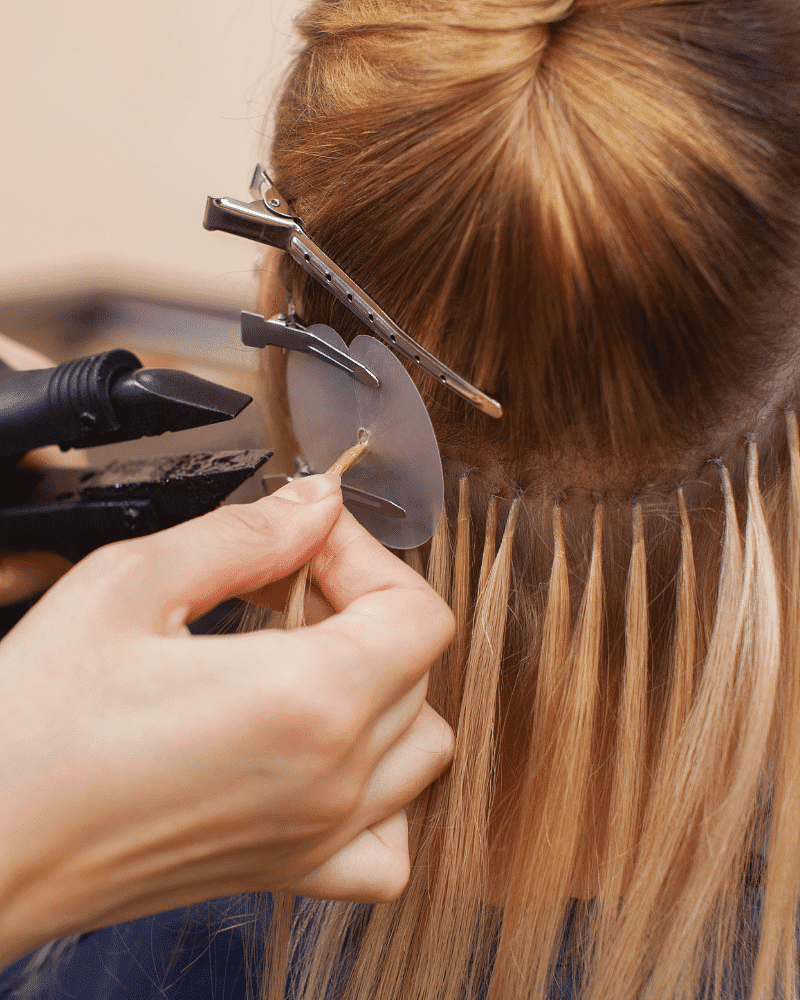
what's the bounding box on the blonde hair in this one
[253,1,800,997]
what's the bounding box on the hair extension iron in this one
[0,351,271,562]
[204,164,503,420]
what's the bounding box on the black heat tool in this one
[0,351,272,562]
[1,452,271,563]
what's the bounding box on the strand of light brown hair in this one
[751,412,800,1000]
[283,434,370,630]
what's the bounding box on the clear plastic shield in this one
[286,326,444,548]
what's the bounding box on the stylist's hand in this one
[0,475,454,967]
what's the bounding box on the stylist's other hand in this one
[0,332,83,606]
[0,474,454,967]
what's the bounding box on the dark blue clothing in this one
[0,886,762,999]
[0,897,573,1000]
[0,899,261,1000]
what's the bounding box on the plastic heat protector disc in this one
[286,325,444,549]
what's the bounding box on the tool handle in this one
[0,351,141,458]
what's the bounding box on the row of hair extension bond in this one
[408,423,788,1000]
[255,413,800,1000]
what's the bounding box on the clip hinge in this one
[249,164,299,221]
[203,194,302,251]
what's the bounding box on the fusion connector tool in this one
[204,164,503,420]
[0,351,271,562]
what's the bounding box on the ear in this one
[255,245,287,316]
[261,345,302,475]
[254,247,304,475]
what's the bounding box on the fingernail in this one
[275,473,342,504]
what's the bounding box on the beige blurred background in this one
[0,0,306,456]
[1,0,301,306]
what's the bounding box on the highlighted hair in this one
[254,433,797,1000]
[254,0,800,996]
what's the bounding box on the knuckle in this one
[404,705,455,782]
[319,779,363,825]
[80,537,151,586]
[441,717,456,761]
[276,693,367,822]
[203,503,273,544]
[430,590,457,642]
[420,700,455,745]
[295,760,363,825]
[314,698,364,762]
[407,586,456,653]
[367,852,410,904]
[371,871,410,904]
[285,686,364,764]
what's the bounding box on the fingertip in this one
[272,473,342,505]
[290,811,411,903]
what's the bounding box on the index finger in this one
[304,507,454,698]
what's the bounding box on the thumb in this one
[69,474,343,632]
[287,810,411,903]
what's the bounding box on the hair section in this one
[256,0,800,997]
[250,417,799,999]
[273,0,800,465]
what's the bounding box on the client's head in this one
[271,0,800,484]
[258,3,800,1000]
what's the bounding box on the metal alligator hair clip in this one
[263,458,406,522]
[240,311,380,389]
[204,164,503,419]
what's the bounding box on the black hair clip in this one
[204,164,502,419]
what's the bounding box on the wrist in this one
[0,775,95,969]
[0,838,59,969]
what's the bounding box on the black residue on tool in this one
[0,450,272,563]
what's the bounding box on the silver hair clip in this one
[205,164,503,419]
[240,311,380,389]
[263,459,406,520]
